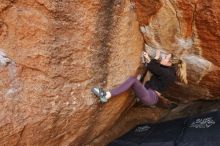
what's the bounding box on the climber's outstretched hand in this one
[143,51,151,63]
[155,49,161,60]
[143,51,150,60]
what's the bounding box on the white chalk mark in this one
[176,37,193,49]
[182,54,212,83]
[0,50,11,66]
[7,62,17,81]
[144,43,168,59]
[140,26,146,33]
[183,55,211,71]
[142,25,163,49]
[0,49,22,98]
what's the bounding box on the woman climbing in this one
[91,49,187,109]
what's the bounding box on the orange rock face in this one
[0,0,143,145]
[135,0,220,101]
[0,0,220,146]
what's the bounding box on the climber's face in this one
[160,54,172,66]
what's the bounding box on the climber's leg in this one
[91,76,137,103]
[110,77,138,96]
[92,76,158,105]
[110,76,158,105]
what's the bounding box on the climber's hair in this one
[170,54,188,84]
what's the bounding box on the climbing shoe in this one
[91,87,108,103]
[156,96,178,110]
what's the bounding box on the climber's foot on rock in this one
[156,96,178,110]
[91,87,108,103]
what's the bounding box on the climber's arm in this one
[146,59,164,76]
[143,50,165,76]
[139,67,148,83]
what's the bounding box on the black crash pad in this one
[109,110,220,146]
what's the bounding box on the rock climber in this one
[91,49,187,109]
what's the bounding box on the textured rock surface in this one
[0,0,220,146]
[0,0,143,145]
[135,0,220,101]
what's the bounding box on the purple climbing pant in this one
[110,76,159,106]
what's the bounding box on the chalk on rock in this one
[144,44,167,59]
[140,26,146,33]
[0,50,11,66]
[176,37,193,49]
